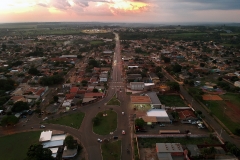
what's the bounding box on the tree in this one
[1,115,19,126]
[135,118,145,128]
[92,88,98,93]
[64,135,77,149]
[53,96,59,102]
[166,82,180,91]
[11,101,29,112]
[162,56,170,63]
[81,80,88,86]
[26,144,54,160]
[200,63,205,67]
[28,67,41,75]
[172,64,182,73]
[92,116,101,126]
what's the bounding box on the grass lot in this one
[158,95,186,107]
[138,137,220,148]
[46,112,85,129]
[101,140,121,160]
[107,95,121,106]
[93,110,117,135]
[90,40,104,45]
[205,101,240,133]
[0,131,41,160]
[220,93,240,108]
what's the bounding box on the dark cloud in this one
[157,0,240,10]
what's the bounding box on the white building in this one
[130,82,144,91]
[234,81,240,88]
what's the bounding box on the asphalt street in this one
[0,33,133,160]
[162,69,240,148]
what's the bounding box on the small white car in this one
[122,130,125,135]
[40,125,46,128]
[97,138,102,142]
[43,117,48,121]
[72,108,77,111]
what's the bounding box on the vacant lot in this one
[158,95,186,107]
[93,110,117,135]
[138,137,220,148]
[46,112,85,129]
[90,40,104,45]
[0,131,41,160]
[220,93,240,108]
[205,100,240,134]
[102,140,121,160]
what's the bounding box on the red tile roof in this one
[84,92,104,98]
[70,87,79,93]
[178,110,196,120]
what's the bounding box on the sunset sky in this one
[1,0,240,23]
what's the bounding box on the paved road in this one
[0,33,132,160]
[162,69,240,148]
[79,32,132,160]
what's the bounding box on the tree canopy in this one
[64,135,77,149]
[0,115,19,126]
[39,74,64,86]
[28,67,41,75]
[166,82,180,91]
[26,144,54,160]
[11,101,29,112]
[135,118,145,128]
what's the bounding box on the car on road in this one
[43,117,48,121]
[40,125,46,128]
[122,130,125,135]
[97,138,102,142]
[113,136,118,140]
[72,108,77,111]
[159,124,165,127]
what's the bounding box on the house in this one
[146,109,171,123]
[145,92,162,108]
[156,143,184,160]
[130,82,144,91]
[70,87,79,94]
[178,109,198,122]
[99,73,108,82]
[234,81,240,88]
[39,130,77,159]
[84,92,104,99]
[103,51,113,54]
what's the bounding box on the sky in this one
[1,0,240,23]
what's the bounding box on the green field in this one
[101,140,121,160]
[107,95,121,106]
[138,137,220,148]
[93,110,117,135]
[220,93,240,108]
[205,100,240,133]
[90,40,104,45]
[0,131,41,160]
[46,112,85,129]
[158,95,186,107]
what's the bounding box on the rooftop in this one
[39,131,52,142]
[156,143,183,153]
[130,96,152,104]
[147,109,168,117]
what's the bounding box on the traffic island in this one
[107,95,121,106]
[101,140,121,160]
[93,110,117,135]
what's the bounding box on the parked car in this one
[113,136,118,140]
[191,121,197,124]
[122,130,125,135]
[159,124,165,127]
[198,123,205,129]
[97,138,102,142]
[72,108,77,111]
[40,125,45,128]
[43,117,48,121]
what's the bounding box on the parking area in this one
[137,121,209,134]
